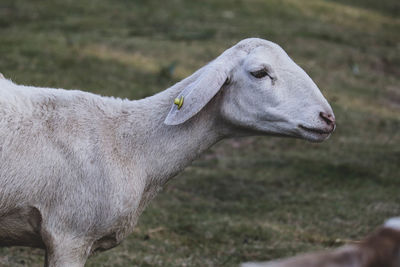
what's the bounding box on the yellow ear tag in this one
[174,96,184,110]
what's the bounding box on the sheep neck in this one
[123,81,225,188]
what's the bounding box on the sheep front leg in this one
[43,236,90,267]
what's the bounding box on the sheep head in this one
[164,38,335,142]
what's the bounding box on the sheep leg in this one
[43,236,90,267]
[44,247,88,267]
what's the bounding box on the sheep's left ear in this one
[164,63,230,125]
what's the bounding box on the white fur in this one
[0,38,334,267]
[384,217,400,230]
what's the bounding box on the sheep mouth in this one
[298,125,333,135]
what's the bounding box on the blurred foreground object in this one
[242,217,400,267]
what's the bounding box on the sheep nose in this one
[319,112,335,126]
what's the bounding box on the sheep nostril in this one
[319,112,335,126]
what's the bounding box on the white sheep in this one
[0,38,335,267]
[241,217,400,267]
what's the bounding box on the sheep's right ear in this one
[164,63,230,125]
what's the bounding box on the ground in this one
[0,0,399,266]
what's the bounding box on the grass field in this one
[0,0,399,266]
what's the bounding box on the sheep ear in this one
[164,64,229,125]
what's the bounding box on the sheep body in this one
[0,80,136,246]
[0,77,198,245]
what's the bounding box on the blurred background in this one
[0,0,399,266]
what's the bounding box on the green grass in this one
[0,0,399,266]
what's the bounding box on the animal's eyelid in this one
[263,66,277,80]
[250,68,272,79]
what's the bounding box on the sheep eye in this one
[250,69,269,79]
